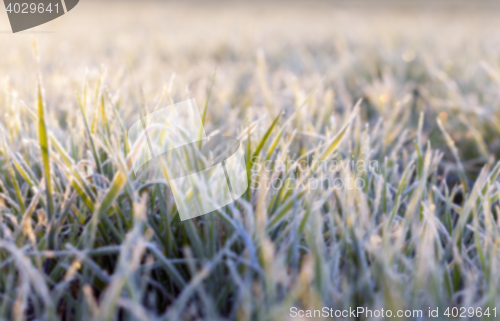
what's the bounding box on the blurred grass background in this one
[1,1,500,320]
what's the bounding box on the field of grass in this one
[2,1,500,320]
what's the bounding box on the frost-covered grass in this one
[1,2,500,320]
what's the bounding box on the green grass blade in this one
[37,83,55,249]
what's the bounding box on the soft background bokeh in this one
[2,1,500,154]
